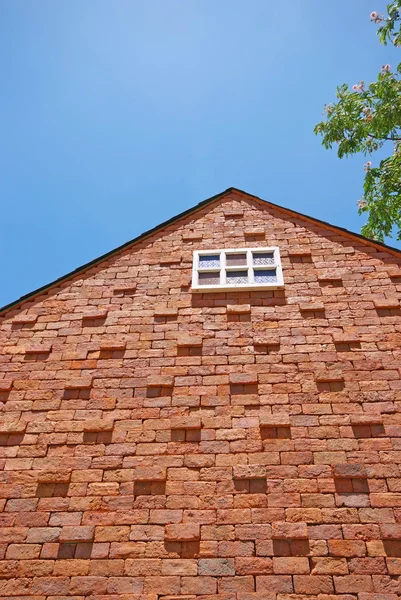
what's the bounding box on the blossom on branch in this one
[370,11,383,23]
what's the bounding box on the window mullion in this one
[246,249,253,285]
[193,251,199,288]
[220,251,226,285]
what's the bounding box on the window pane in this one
[254,269,277,283]
[253,252,275,266]
[226,252,247,266]
[227,270,249,284]
[198,272,220,285]
[199,254,220,268]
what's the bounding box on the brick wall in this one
[1,190,401,599]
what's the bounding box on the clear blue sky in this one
[1,0,399,307]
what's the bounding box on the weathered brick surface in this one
[1,189,401,598]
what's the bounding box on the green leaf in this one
[314,0,401,240]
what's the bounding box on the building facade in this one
[1,188,401,599]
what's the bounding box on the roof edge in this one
[0,188,233,315]
[231,187,401,257]
[1,186,401,315]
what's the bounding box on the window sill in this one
[191,283,285,293]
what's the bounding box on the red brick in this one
[227,304,251,314]
[83,419,114,432]
[348,557,387,574]
[373,297,399,309]
[65,376,93,389]
[358,595,398,600]
[386,558,401,575]
[328,539,366,557]
[26,527,60,543]
[0,379,13,391]
[144,576,180,594]
[299,301,324,311]
[0,421,26,434]
[12,313,38,324]
[30,576,70,595]
[218,576,254,593]
[198,558,235,576]
[161,559,198,576]
[124,558,161,576]
[256,575,293,593]
[60,526,94,542]
[53,559,90,576]
[2,189,401,595]
[106,576,143,594]
[380,523,401,539]
[236,595,276,600]
[235,557,273,575]
[271,521,308,539]
[6,544,41,559]
[259,414,290,427]
[68,575,108,595]
[273,556,310,574]
[332,463,368,479]
[181,576,217,595]
[94,525,130,542]
[311,557,349,575]
[177,334,203,347]
[334,574,374,593]
[147,375,174,387]
[165,524,200,541]
[293,575,334,594]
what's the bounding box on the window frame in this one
[192,247,284,292]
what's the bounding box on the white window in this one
[192,247,284,292]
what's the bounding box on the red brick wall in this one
[1,190,401,599]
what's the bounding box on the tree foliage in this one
[315,1,401,241]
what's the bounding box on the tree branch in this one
[368,133,401,141]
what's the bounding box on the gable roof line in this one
[1,186,401,315]
[233,187,401,256]
[0,188,232,315]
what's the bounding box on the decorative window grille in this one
[192,247,284,292]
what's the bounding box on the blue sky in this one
[1,0,399,307]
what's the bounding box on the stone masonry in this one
[1,188,401,600]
